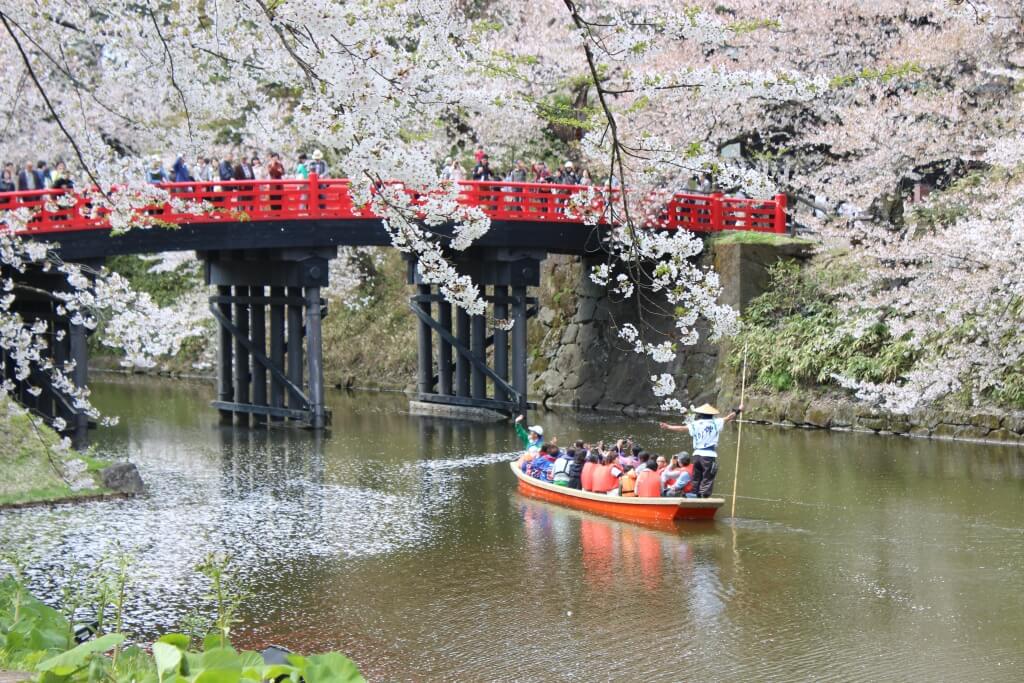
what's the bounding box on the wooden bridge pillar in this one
[204,248,334,429]
[1,261,100,448]
[406,249,543,417]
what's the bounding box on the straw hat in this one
[312,149,324,160]
[693,403,719,415]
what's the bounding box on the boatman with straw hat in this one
[659,403,742,498]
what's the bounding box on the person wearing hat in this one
[513,414,544,451]
[658,403,742,498]
[308,149,328,177]
[558,161,579,185]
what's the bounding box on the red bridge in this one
[0,177,787,439]
[5,176,786,251]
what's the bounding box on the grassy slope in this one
[321,250,418,390]
[0,400,111,506]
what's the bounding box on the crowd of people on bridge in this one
[0,143,720,195]
[1,159,76,192]
[512,403,742,499]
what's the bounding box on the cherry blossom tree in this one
[1,0,1022,418]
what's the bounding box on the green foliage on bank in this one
[731,260,918,392]
[321,250,418,390]
[710,230,812,247]
[104,256,198,308]
[0,399,111,507]
[0,555,365,682]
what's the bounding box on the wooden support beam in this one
[511,286,528,415]
[304,287,327,429]
[233,285,250,426]
[437,300,453,396]
[286,285,304,416]
[493,285,509,402]
[455,307,470,397]
[269,285,285,422]
[216,285,233,425]
[417,284,433,395]
[251,285,267,425]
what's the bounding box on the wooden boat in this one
[510,461,724,524]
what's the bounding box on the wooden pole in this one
[730,345,748,519]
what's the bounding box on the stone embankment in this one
[742,393,1024,446]
[530,237,811,414]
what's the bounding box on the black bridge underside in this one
[39,219,607,260]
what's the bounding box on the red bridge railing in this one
[0,176,787,236]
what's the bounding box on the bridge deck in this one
[2,178,786,259]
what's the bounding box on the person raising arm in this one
[658,403,742,498]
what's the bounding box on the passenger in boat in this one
[552,447,575,486]
[518,445,541,473]
[567,450,586,489]
[655,455,668,474]
[529,443,559,481]
[620,466,638,497]
[514,414,544,451]
[659,403,741,497]
[581,451,600,491]
[593,452,624,495]
[635,462,662,497]
[635,451,653,472]
[619,445,641,470]
[660,453,685,489]
[663,454,696,497]
[664,454,695,497]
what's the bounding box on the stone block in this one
[932,423,958,439]
[954,424,991,440]
[575,296,597,323]
[856,416,888,432]
[889,417,911,434]
[803,402,832,428]
[560,323,579,345]
[970,412,1001,429]
[785,396,810,424]
[1000,413,1024,434]
[985,428,1015,442]
[100,462,145,494]
[909,426,931,438]
[831,402,856,428]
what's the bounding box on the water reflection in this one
[0,379,1022,682]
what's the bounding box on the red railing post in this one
[773,193,788,234]
[308,173,320,217]
[710,192,724,231]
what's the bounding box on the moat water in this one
[1,377,1022,681]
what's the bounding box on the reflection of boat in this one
[511,462,723,523]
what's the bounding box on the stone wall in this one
[742,392,1024,446]
[530,239,810,414]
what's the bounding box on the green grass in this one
[0,485,114,507]
[0,397,114,507]
[711,230,813,246]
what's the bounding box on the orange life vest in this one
[635,469,661,497]
[593,464,619,493]
[581,461,597,491]
[620,471,637,497]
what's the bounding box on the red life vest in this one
[592,464,620,493]
[635,469,661,497]
[581,461,597,491]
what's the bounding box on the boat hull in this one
[511,462,722,523]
